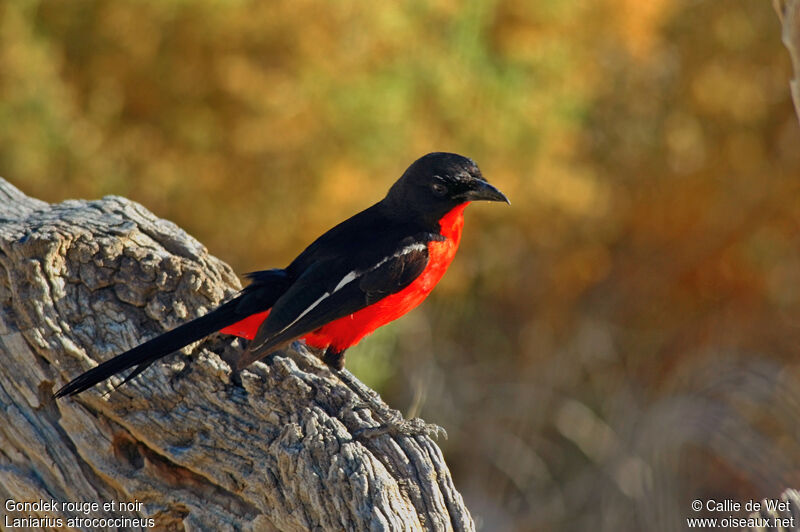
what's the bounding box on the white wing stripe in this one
[372,242,427,270]
[334,271,358,292]
[276,291,330,336]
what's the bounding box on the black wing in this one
[237,236,435,368]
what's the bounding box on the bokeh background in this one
[3,0,800,530]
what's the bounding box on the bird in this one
[54,152,508,402]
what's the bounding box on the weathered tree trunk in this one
[775,0,800,124]
[0,178,474,531]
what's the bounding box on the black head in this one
[384,152,508,224]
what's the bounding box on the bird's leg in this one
[322,346,347,370]
[324,347,446,440]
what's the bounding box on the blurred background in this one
[2,0,799,530]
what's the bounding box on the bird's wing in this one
[238,235,436,367]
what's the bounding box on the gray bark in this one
[0,177,474,531]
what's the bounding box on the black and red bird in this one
[54,152,508,398]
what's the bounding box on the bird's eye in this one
[431,182,448,197]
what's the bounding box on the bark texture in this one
[0,177,473,531]
[775,0,800,124]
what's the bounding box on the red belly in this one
[220,203,466,350]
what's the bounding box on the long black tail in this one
[54,269,290,398]
[53,299,243,397]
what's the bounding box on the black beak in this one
[461,179,510,204]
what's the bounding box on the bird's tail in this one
[53,298,244,398]
[54,268,290,398]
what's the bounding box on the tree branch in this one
[0,177,473,531]
[775,0,800,124]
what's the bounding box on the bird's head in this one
[385,152,508,224]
